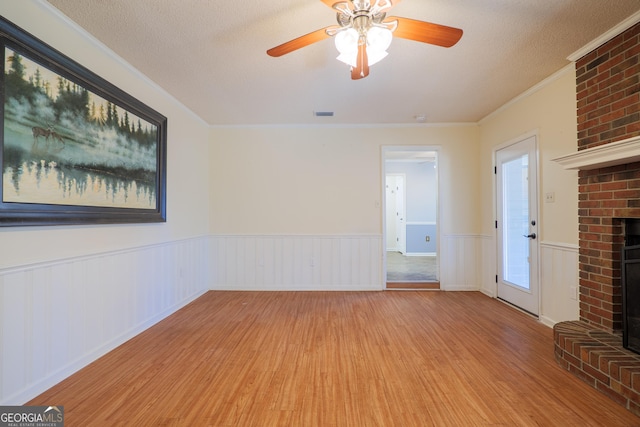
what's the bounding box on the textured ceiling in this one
[45,0,640,126]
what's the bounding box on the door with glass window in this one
[496,136,539,316]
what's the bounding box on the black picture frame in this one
[0,16,166,226]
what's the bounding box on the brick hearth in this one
[554,321,640,415]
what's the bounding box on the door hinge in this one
[494,166,497,174]
[496,274,498,283]
[495,220,498,229]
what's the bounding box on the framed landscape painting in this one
[0,16,167,226]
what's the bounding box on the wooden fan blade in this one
[351,41,370,80]
[377,0,401,12]
[267,27,333,57]
[320,0,338,8]
[387,16,462,47]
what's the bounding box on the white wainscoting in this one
[209,234,489,291]
[210,235,383,291]
[0,236,210,405]
[478,235,497,297]
[539,241,579,327]
[440,234,484,291]
[469,236,580,325]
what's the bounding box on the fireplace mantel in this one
[553,135,640,170]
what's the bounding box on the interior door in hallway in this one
[496,135,539,316]
[385,174,406,254]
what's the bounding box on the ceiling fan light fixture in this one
[366,26,392,66]
[367,26,393,51]
[336,53,356,67]
[335,28,359,55]
[335,26,392,67]
[366,49,388,66]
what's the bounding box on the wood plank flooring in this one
[29,291,640,426]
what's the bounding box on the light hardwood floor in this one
[29,291,640,426]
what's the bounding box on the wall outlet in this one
[425,235,430,242]
[569,286,578,301]
[545,192,555,203]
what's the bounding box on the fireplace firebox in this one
[622,219,640,355]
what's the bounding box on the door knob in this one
[524,233,536,239]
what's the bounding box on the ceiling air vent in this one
[314,111,334,117]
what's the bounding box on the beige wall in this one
[0,1,211,268]
[209,125,481,237]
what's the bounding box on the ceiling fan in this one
[266,0,463,80]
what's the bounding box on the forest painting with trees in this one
[2,48,159,209]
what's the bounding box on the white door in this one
[385,174,406,254]
[496,136,539,316]
[385,176,398,251]
[395,176,406,254]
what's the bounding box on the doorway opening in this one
[383,147,439,289]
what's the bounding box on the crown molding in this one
[567,10,640,62]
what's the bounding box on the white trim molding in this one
[553,135,640,170]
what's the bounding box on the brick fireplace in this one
[553,21,640,415]
[577,165,639,333]
[576,21,640,333]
